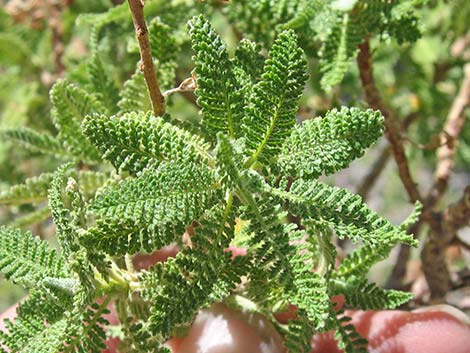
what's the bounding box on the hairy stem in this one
[127,0,165,116]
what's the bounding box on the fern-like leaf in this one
[281,0,328,30]
[0,170,108,206]
[87,54,120,114]
[188,15,243,138]
[332,311,368,353]
[0,291,69,353]
[48,164,81,257]
[270,179,417,247]
[10,207,51,229]
[50,79,105,161]
[244,29,307,166]
[334,278,413,309]
[141,204,248,339]
[0,172,54,205]
[0,293,110,353]
[82,112,211,175]
[241,198,296,305]
[149,18,178,92]
[91,162,220,227]
[118,70,151,112]
[215,134,246,190]
[0,226,69,289]
[288,263,331,330]
[1,127,68,158]
[232,39,265,96]
[319,12,363,90]
[334,245,380,278]
[227,0,304,46]
[81,218,175,257]
[278,107,383,179]
[283,316,316,353]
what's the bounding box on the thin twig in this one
[357,144,391,200]
[426,64,470,209]
[357,38,421,203]
[172,73,199,107]
[127,0,165,116]
[163,75,196,97]
[419,64,470,300]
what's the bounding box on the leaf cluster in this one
[0,4,423,353]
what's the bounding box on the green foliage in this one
[0,292,111,353]
[141,205,249,340]
[87,53,120,114]
[148,18,178,92]
[332,312,368,353]
[82,112,210,175]
[9,207,51,229]
[228,0,423,90]
[0,172,55,205]
[118,69,151,112]
[319,12,358,90]
[1,128,67,158]
[271,179,417,247]
[334,278,413,310]
[0,2,434,352]
[227,0,304,46]
[50,80,105,162]
[243,29,308,165]
[278,107,384,179]
[84,162,221,256]
[241,198,296,303]
[91,162,218,225]
[0,227,69,290]
[232,39,265,94]
[189,15,243,138]
[0,170,107,206]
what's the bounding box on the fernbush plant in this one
[0,2,424,353]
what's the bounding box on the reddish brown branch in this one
[127,0,165,117]
[357,38,421,204]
